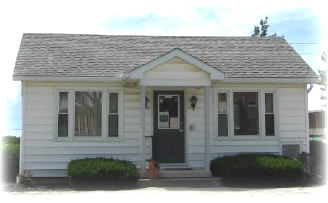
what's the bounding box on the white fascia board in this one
[129,48,225,80]
[217,78,320,84]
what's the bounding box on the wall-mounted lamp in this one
[145,96,150,109]
[190,96,198,111]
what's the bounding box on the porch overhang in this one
[128,48,225,84]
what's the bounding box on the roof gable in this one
[129,48,224,80]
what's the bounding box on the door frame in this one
[150,88,188,165]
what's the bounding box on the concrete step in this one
[137,177,222,188]
[159,169,211,178]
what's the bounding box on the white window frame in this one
[263,91,276,136]
[106,89,124,141]
[214,87,278,140]
[53,87,124,142]
[215,90,230,137]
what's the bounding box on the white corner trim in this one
[129,48,225,80]
[19,82,26,174]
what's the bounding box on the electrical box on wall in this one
[190,124,195,131]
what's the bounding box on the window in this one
[108,93,119,137]
[75,91,102,137]
[233,92,259,136]
[56,88,123,140]
[265,93,275,136]
[58,92,68,137]
[218,93,228,136]
[158,95,179,129]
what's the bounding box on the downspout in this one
[307,83,313,93]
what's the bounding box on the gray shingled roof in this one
[13,33,318,80]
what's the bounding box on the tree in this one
[252,16,277,37]
[319,52,328,106]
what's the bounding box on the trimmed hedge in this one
[1,136,20,182]
[210,154,304,184]
[67,158,139,188]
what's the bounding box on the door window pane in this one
[75,91,102,136]
[218,114,228,136]
[233,92,259,135]
[158,95,179,129]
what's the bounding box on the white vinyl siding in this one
[22,81,309,177]
[141,57,211,86]
[23,83,139,177]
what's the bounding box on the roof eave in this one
[13,76,125,82]
[218,77,320,84]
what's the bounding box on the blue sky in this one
[1,0,327,137]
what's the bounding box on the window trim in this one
[106,89,124,141]
[53,87,124,142]
[54,89,72,141]
[216,90,230,137]
[214,87,278,141]
[264,92,276,136]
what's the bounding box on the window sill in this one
[54,136,124,142]
[213,135,278,141]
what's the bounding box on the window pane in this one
[218,93,227,113]
[59,92,68,113]
[218,114,228,136]
[265,114,275,136]
[108,115,118,137]
[58,114,68,137]
[233,92,259,135]
[159,95,179,129]
[109,93,118,113]
[265,93,273,113]
[75,92,102,136]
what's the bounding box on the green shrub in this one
[67,158,139,188]
[18,170,34,187]
[310,140,326,178]
[210,154,304,184]
[2,136,20,182]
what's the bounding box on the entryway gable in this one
[141,57,212,86]
[129,48,224,83]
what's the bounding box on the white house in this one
[13,34,319,178]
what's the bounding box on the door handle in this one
[178,129,184,132]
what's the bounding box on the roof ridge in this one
[22,33,285,39]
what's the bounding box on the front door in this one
[153,91,185,163]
